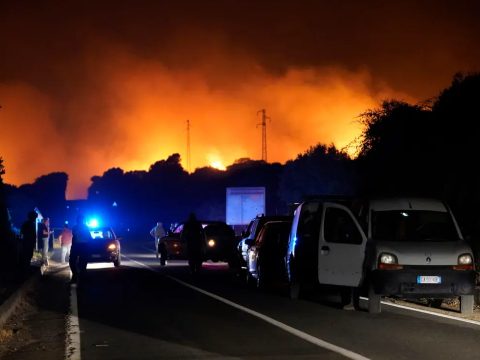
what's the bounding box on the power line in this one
[186,119,191,172]
[257,109,270,162]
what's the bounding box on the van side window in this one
[297,202,321,241]
[324,207,362,245]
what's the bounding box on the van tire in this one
[368,284,381,314]
[461,295,474,315]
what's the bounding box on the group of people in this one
[150,213,205,274]
[18,211,88,283]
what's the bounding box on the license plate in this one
[417,275,442,284]
[91,254,102,258]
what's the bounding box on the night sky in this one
[1,0,479,198]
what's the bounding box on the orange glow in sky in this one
[0,48,411,199]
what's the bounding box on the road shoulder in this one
[0,263,70,360]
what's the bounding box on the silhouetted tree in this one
[279,144,355,205]
[0,157,16,272]
[431,73,480,237]
[355,72,480,241]
[356,100,436,196]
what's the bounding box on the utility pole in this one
[186,119,191,172]
[257,109,270,162]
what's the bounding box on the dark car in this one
[237,215,292,270]
[246,220,292,288]
[159,221,236,266]
[83,227,121,267]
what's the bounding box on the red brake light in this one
[452,264,474,271]
[378,263,404,270]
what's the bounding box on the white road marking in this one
[359,297,480,326]
[126,255,370,360]
[66,284,82,360]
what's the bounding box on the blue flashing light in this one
[86,218,100,228]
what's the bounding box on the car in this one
[237,215,292,270]
[358,198,476,314]
[158,221,237,266]
[246,220,292,288]
[83,226,121,267]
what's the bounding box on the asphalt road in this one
[73,240,480,360]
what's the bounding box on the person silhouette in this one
[181,213,205,275]
[20,210,38,277]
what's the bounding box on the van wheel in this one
[460,295,474,315]
[429,299,443,308]
[368,284,381,314]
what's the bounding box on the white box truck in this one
[226,187,266,226]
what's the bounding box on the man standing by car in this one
[69,215,91,283]
[150,222,166,259]
[20,210,38,277]
[181,213,204,275]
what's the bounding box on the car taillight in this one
[107,243,117,251]
[453,254,474,270]
[378,253,403,270]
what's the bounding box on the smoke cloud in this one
[1,0,477,198]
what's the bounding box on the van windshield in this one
[371,210,459,242]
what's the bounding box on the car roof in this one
[255,215,291,222]
[263,220,292,229]
[369,198,448,212]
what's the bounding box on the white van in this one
[359,198,476,314]
[285,200,367,304]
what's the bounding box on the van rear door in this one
[317,203,367,287]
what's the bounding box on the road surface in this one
[72,239,480,360]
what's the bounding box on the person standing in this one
[150,222,166,260]
[20,211,38,276]
[181,213,205,275]
[59,224,73,264]
[38,217,52,266]
[69,215,92,283]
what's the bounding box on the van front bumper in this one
[371,268,476,297]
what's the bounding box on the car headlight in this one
[378,253,403,270]
[458,254,473,265]
[107,243,117,251]
[208,239,215,247]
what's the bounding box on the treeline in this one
[1,73,479,241]
[86,149,354,232]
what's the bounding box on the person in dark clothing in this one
[20,210,38,276]
[69,214,92,283]
[181,213,205,274]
